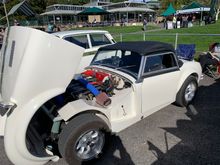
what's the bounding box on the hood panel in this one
[1,26,84,105]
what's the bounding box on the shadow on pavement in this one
[92,134,135,165]
[147,79,220,165]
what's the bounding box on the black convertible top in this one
[99,41,175,56]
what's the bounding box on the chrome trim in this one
[137,56,146,80]
[142,67,180,78]
[0,102,17,116]
[9,40,16,67]
[75,130,105,160]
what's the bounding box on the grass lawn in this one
[75,20,220,52]
[113,21,220,52]
[73,23,161,34]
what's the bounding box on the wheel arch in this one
[66,110,111,132]
[177,72,199,92]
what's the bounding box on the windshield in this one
[91,50,142,77]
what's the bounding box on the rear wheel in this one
[175,76,198,107]
[58,114,110,165]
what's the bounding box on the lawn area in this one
[73,21,220,52]
[111,21,220,52]
[73,23,161,34]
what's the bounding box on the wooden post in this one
[175,33,178,50]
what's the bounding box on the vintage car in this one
[0,27,202,165]
[53,30,115,73]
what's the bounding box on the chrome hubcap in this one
[184,82,196,102]
[75,130,104,160]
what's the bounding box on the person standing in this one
[143,18,147,31]
[188,14,193,27]
[182,15,188,28]
[14,19,18,26]
[177,15,181,28]
[47,22,55,33]
[92,18,96,27]
[172,15,177,29]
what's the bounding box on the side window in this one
[90,33,111,47]
[144,53,177,73]
[64,35,89,49]
[120,51,142,74]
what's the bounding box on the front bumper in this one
[0,101,17,116]
[0,101,16,136]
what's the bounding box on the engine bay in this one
[66,68,132,107]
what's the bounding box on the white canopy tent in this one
[176,7,210,14]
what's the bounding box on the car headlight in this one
[0,101,17,116]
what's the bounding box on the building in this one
[40,0,159,26]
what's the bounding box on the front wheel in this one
[58,114,110,165]
[175,76,198,107]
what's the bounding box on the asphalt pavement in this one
[1,75,220,165]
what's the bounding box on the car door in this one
[141,52,181,116]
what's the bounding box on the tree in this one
[46,0,89,6]
[197,0,210,6]
[28,0,47,14]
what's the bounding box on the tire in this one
[175,76,198,107]
[58,113,110,165]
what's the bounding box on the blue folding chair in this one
[176,44,196,61]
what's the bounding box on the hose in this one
[77,78,111,106]
[77,78,100,96]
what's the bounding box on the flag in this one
[8,0,35,16]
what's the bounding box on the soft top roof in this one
[99,41,175,56]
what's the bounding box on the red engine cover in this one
[82,70,109,84]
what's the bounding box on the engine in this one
[66,68,131,106]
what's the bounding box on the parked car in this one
[53,30,115,73]
[0,27,202,165]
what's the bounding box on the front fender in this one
[4,89,63,165]
[177,61,202,92]
[58,99,110,122]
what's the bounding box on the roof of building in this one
[41,1,155,16]
[109,7,154,13]
[99,41,175,56]
[78,7,109,15]
[41,10,79,15]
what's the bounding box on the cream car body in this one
[0,27,202,165]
